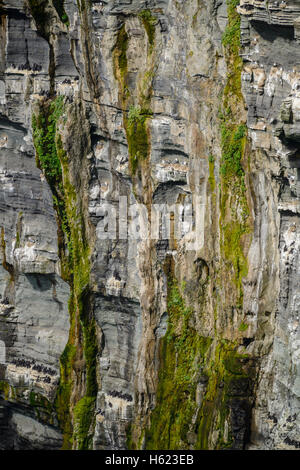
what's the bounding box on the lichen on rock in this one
[0,0,299,451]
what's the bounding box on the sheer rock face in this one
[239,4,300,449]
[0,0,299,450]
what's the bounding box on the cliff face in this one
[0,0,299,450]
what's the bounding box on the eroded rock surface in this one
[0,0,299,450]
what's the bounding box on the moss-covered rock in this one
[32,96,98,449]
[143,278,253,450]
[219,0,251,304]
[125,105,152,174]
[139,10,156,52]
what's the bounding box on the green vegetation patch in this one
[55,340,76,448]
[73,396,96,450]
[32,96,71,280]
[220,123,246,179]
[222,0,241,50]
[113,19,154,177]
[113,24,129,98]
[32,96,97,449]
[145,280,212,450]
[29,391,54,423]
[139,10,156,50]
[219,0,250,300]
[143,279,251,450]
[32,96,64,187]
[239,321,249,332]
[125,105,152,174]
[221,221,248,304]
[208,155,216,193]
[195,340,250,450]
[131,1,254,451]
[0,380,11,400]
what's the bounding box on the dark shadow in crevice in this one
[251,20,294,41]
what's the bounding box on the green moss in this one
[144,280,212,450]
[140,70,155,108]
[32,96,64,187]
[125,105,152,174]
[0,380,11,400]
[73,396,96,450]
[196,341,249,449]
[221,221,248,301]
[0,381,18,401]
[32,97,97,449]
[126,423,135,450]
[193,4,255,447]
[58,139,97,449]
[32,98,74,446]
[78,289,98,398]
[0,382,54,424]
[55,341,76,449]
[32,97,71,280]
[113,24,129,98]
[56,159,97,449]
[219,0,250,303]
[29,391,54,422]
[139,10,156,50]
[208,155,216,193]
[143,278,251,450]
[220,123,246,179]
[29,390,52,410]
[221,0,241,49]
[239,321,249,332]
[113,19,155,178]
[132,1,253,450]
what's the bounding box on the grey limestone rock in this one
[0,0,299,450]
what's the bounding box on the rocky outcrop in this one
[0,0,299,450]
